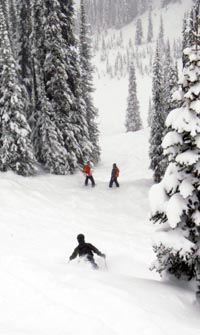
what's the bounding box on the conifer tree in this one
[135,18,143,45]
[160,42,179,177]
[182,13,189,67]
[163,42,179,120]
[36,88,70,174]
[18,0,35,128]
[150,1,200,297]
[125,63,142,132]
[158,15,165,47]
[149,43,165,183]
[31,0,69,174]
[147,10,153,43]
[58,0,94,168]
[43,0,79,173]
[0,4,36,176]
[147,98,152,127]
[4,0,19,58]
[79,0,100,164]
[44,0,94,172]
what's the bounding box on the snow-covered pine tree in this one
[147,98,152,127]
[36,87,70,174]
[18,0,35,129]
[8,0,19,58]
[160,41,179,178]
[135,18,143,45]
[182,13,189,67]
[31,0,69,174]
[125,62,142,132]
[79,0,100,164]
[147,9,153,43]
[31,0,45,156]
[44,0,93,172]
[43,0,77,173]
[58,0,95,167]
[158,15,165,48]
[163,41,179,121]
[150,1,200,293]
[149,42,165,183]
[188,6,196,46]
[2,0,19,60]
[2,0,9,30]
[0,4,37,176]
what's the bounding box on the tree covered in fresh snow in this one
[79,0,100,164]
[150,43,200,286]
[149,43,165,183]
[182,3,200,67]
[182,13,190,67]
[135,18,143,45]
[58,0,94,168]
[159,42,179,178]
[147,98,152,127]
[0,4,37,176]
[158,15,165,48]
[163,42,179,120]
[18,0,35,128]
[30,0,69,174]
[43,0,93,173]
[125,63,142,132]
[2,0,19,57]
[147,10,153,43]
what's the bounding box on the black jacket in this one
[70,242,103,260]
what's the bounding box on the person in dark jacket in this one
[109,163,120,188]
[69,234,106,269]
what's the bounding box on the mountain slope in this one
[93,0,193,130]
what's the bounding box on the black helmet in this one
[77,234,85,243]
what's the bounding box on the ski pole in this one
[104,257,108,270]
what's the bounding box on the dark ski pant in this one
[85,175,95,186]
[109,178,119,188]
[86,255,99,269]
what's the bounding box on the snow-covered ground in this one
[1,128,200,334]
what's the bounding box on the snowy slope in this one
[1,127,200,335]
[93,0,193,129]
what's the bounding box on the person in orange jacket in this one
[109,163,120,188]
[83,161,95,187]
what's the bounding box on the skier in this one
[83,161,95,187]
[109,163,120,188]
[69,234,106,269]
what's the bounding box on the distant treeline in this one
[84,0,181,31]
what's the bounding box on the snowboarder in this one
[83,161,95,187]
[69,234,106,269]
[109,163,120,188]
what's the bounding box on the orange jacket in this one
[83,164,91,176]
[111,166,119,179]
[115,167,119,178]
